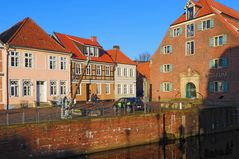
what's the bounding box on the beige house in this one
[0,18,71,109]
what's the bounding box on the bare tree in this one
[135,52,151,62]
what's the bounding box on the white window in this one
[60,81,67,95]
[117,84,122,95]
[123,84,128,94]
[130,68,134,77]
[106,84,110,94]
[173,28,182,37]
[96,84,101,95]
[186,41,195,55]
[90,47,94,56]
[96,65,102,76]
[75,63,82,75]
[123,68,128,77]
[161,45,172,54]
[160,64,173,73]
[186,23,194,37]
[84,47,90,56]
[24,53,33,68]
[50,80,57,96]
[10,51,19,67]
[117,67,121,76]
[187,7,194,20]
[130,84,134,94]
[209,81,228,93]
[160,82,173,92]
[210,35,227,47]
[86,65,91,75]
[10,80,19,97]
[95,47,99,57]
[49,56,56,70]
[209,57,228,69]
[201,19,214,30]
[105,66,110,76]
[60,57,67,70]
[76,84,81,95]
[23,80,32,96]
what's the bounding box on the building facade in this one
[0,42,3,109]
[53,33,115,102]
[0,18,71,109]
[150,0,239,102]
[107,46,137,100]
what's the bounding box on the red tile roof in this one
[137,62,150,80]
[107,48,136,65]
[54,32,114,63]
[0,17,69,53]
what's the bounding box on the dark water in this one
[67,130,239,159]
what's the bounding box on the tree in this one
[135,52,151,62]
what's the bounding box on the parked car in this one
[113,97,144,113]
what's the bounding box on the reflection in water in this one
[66,130,239,159]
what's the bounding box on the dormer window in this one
[187,7,194,20]
[84,46,99,57]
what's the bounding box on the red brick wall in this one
[0,49,3,109]
[0,111,198,158]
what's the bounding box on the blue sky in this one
[0,0,239,59]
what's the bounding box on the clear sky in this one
[0,0,239,59]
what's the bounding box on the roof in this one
[53,32,113,63]
[137,62,150,80]
[107,48,136,65]
[0,17,69,53]
[171,0,239,26]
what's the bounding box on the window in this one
[210,35,227,47]
[105,66,110,76]
[186,24,194,37]
[10,51,19,67]
[50,81,57,96]
[76,84,81,95]
[209,57,228,69]
[86,65,91,75]
[24,53,33,68]
[96,84,101,95]
[209,81,228,93]
[10,80,19,97]
[199,19,214,31]
[49,56,56,70]
[85,46,99,57]
[130,68,134,77]
[160,82,173,92]
[161,45,172,54]
[84,47,90,56]
[75,63,82,75]
[96,65,102,76]
[117,67,121,76]
[123,84,128,94]
[117,84,122,95]
[23,80,32,96]
[187,7,194,20]
[60,57,67,70]
[186,41,195,55]
[60,81,67,95]
[173,28,182,37]
[106,84,110,94]
[130,85,134,94]
[160,64,173,73]
[123,68,128,77]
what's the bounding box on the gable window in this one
[86,65,91,75]
[96,84,101,95]
[123,68,128,77]
[10,80,19,97]
[209,57,228,69]
[160,64,173,73]
[187,7,194,20]
[24,53,33,68]
[160,82,173,92]
[60,57,67,70]
[117,84,122,95]
[210,35,227,47]
[10,51,19,67]
[186,23,194,37]
[96,65,102,76]
[105,66,110,76]
[49,56,56,70]
[75,63,82,75]
[85,46,99,57]
[161,45,173,54]
[186,41,195,55]
[50,80,57,96]
[117,67,121,76]
[84,47,90,56]
[198,19,214,31]
[106,84,110,94]
[60,81,67,95]
[209,81,228,93]
[23,80,32,96]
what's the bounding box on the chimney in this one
[91,36,97,42]
[113,45,120,50]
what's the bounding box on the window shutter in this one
[169,45,173,53]
[209,82,214,93]
[169,83,173,91]
[169,64,173,72]
[223,81,228,93]
[179,27,183,35]
[223,34,228,45]
[222,57,228,68]
[209,38,214,47]
[198,22,202,31]
[160,47,164,54]
[169,30,173,38]
[160,65,164,72]
[209,60,214,69]
[160,83,163,92]
[210,19,214,28]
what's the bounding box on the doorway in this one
[36,81,46,103]
[86,84,91,101]
[186,82,196,99]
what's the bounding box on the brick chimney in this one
[91,36,97,42]
[113,45,120,50]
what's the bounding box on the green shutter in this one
[160,65,163,72]
[160,83,163,92]
[169,45,173,53]
[179,27,183,35]
[223,81,228,93]
[209,60,214,69]
[222,57,228,68]
[210,19,214,28]
[169,83,173,91]
[169,64,173,72]
[198,22,202,31]
[209,82,214,93]
[209,38,214,47]
[169,30,173,38]
[223,34,227,45]
[160,47,164,54]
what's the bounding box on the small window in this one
[160,64,173,73]
[84,47,90,56]
[209,81,228,93]
[75,63,82,75]
[129,85,134,94]
[105,66,110,76]
[130,68,134,77]
[96,65,102,76]
[10,80,19,97]
[23,80,32,96]
[160,82,173,92]
[86,65,91,75]
[50,80,57,96]
[117,84,122,95]
[210,35,227,47]
[24,53,33,68]
[161,45,172,54]
[60,81,67,95]
[117,67,121,76]
[173,28,182,37]
[10,51,19,67]
[187,7,194,20]
[209,57,228,69]
[186,24,194,37]
[49,56,56,70]
[186,41,195,55]
[123,68,128,77]
[106,84,110,94]
[123,84,128,94]
[96,84,101,95]
[60,57,67,70]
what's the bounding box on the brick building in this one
[150,0,239,102]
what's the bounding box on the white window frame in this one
[186,6,195,20]
[214,35,224,47]
[10,80,20,97]
[173,28,181,37]
[9,51,19,67]
[60,57,67,71]
[76,84,82,95]
[186,40,195,55]
[214,81,224,93]
[60,81,67,95]
[50,80,57,96]
[161,64,172,73]
[186,23,194,38]
[123,68,128,77]
[86,64,92,75]
[105,66,110,76]
[24,53,33,68]
[75,63,82,75]
[117,84,122,95]
[49,56,57,70]
[96,65,102,76]
[117,67,121,76]
[130,68,134,77]
[161,82,173,92]
[129,84,134,94]
[96,83,101,95]
[106,83,110,94]
[123,84,128,94]
[23,80,32,97]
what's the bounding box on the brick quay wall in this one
[0,107,238,158]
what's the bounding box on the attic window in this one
[84,46,99,57]
[187,7,194,20]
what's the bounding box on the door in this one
[186,82,196,99]
[86,84,91,101]
[36,81,46,103]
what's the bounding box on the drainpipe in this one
[4,44,9,110]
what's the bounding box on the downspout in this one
[4,44,9,110]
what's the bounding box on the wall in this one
[0,48,3,109]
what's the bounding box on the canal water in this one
[66,130,239,159]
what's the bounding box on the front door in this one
[86,84,91,101]
[186,82,196,99]
[36,81,46,103]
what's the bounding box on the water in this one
[66,130,239,159]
